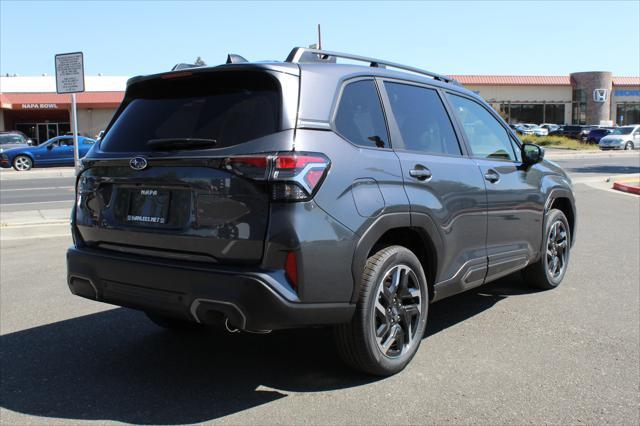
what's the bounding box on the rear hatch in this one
[75,66,300,264]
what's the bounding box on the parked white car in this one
[599,125,640,150]
[520,124,548,136]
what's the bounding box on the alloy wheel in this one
[372,264,423,358]
[546,220,568,280]
[14,156,32,171]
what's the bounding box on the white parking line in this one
[0,200,73,207]
[0,186,74,192]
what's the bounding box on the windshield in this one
[101,71,281,152]
[611,127,634,135]
[0,134,24,145]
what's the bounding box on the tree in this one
[194,56,206,66]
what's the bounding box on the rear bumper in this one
[66,246,354,331]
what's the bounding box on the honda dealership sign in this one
[55,52,85,94]
[593,88,608,102]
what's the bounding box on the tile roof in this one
[449,75,571,86]
[612,76,640,86]
[449,75,640,86]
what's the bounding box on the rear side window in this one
[100,72,281,152]
[447,94,516,161]
[384,82,461,155]
[334,80,389,149]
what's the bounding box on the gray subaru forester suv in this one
[67,48,576,376]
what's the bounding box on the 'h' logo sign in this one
[593,89,608,102]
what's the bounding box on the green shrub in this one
[520,135,598,150]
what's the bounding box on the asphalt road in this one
[0,177,74,211]
[0,158,639,424]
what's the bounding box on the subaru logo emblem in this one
[129,156,148,170]
[593,89,608,103]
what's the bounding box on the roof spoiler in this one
[285,47,458,85]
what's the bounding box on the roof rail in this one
[285,47,457,84]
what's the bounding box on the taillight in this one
[223,152,330,201]
[223,155,270,180]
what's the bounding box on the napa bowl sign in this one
[20,103,59,109]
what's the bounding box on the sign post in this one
[55,52,85,175]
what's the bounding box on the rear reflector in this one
[285,251,298,289]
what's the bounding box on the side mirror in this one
[522,143,544,165]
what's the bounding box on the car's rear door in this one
[378,80,488,297]
[445,92,545,282]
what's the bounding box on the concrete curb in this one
[545,150,639,160]
[612,181,640,195]
[0,222,70,241]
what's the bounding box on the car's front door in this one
[52,137,75,165]
[379,80,488,298]
[445,93,545,282]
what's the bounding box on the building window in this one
[544,104,565,124]
[572,89,587,124]
[616,103,640,126]
[508,104,544,124]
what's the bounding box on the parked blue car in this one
[0,135,96,171]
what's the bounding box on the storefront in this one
[1,75,126,143]
[450,73,639,125]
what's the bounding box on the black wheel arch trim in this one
[542,187,577,254]
[350,212,443,303]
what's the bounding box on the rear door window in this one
[100,72,281,152]
[384,82,461,156]
[334,79,389,149]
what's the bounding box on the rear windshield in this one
[100,71,281,152]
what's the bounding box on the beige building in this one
[1,72,639,144]
[451,73,640,126]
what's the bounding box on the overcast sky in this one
[1,1,639,77]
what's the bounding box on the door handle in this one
[409,166,432,181]
[484,169,500,183]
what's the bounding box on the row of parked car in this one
[0,130,96,170]
[509,123,640,150]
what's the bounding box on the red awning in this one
[0,92,124,110]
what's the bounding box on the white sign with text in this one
[55,52,85,94]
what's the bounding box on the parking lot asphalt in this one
[1,172,639,423]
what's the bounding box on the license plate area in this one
[127,188,171,225]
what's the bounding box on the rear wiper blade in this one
[146,138,218,150]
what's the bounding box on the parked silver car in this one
[0,131,33,153]
[599,125,640,150]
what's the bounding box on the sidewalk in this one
[0,208,70,240]
[544,148,640,160]
[0,167,76,180]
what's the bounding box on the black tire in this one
[522,209,571,290]
[334,246,429,376]
[625,142,633,150]
[13,155,33,171]
[145,312,204,331]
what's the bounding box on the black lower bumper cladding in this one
[66,246,354,331]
